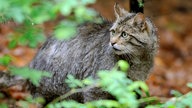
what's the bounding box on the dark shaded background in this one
[0,0,192,100]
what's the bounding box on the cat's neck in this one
[115,50,151,66]
[115,54,133,66]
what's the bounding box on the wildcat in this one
[29,4,158,103]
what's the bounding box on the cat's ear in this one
[114,3,128,18]
[131,13,147,31]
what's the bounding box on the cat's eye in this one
[121,31,127,38]
[110,30,115,35]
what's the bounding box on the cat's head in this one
[109,4,157,56]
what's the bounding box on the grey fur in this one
[29,5,158,103]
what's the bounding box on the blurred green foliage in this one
[137,0,144,8]
[0,93,8,108]
[0,0,98,49]
[0,55,11,66]
[161,83,192,108]
[47,60,151,108]
[17,96,45,108]
[117,60,130,72]
[0,103,8,108]
[10,66,51,86]
[47,61,192,108]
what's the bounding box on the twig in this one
[138,96,159,104]
[46,83,99,106]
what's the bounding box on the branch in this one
[47,83,99,105]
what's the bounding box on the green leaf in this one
[10,67,51,86]
[48,100,84,108]
[18,101,29,108]
[187,83,192,88]
[170,90,183,97]
[18,27,45,48]
[81,0,96,5]
[146,105,162,108]
[74,6,86,18]
[0,93,4,99]
[25,96,45,104]
[28,40,39,48]
[0,103,8,108]
[0,55,11,66]
[18,36,28,46]
[9,7,25,23]
[0,0,9,11]
[54,21,77,40]
[60,0,78,16]
[138,0,144,7]
[117,60,130,72]
[60,4,72,16]
[128,81,149,92]
[88,100,120,107]
[82,77,94,85]
[65,75,84,88]
[8,39,17,49]
[33,14,50,24]
[34,97,46,104]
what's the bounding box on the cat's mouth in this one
[113,47,121,51]
[109,43,122,52]
[112,45,122,52]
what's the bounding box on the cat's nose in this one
[110,42,116,46]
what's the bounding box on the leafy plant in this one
[17,96,45,108]
[137,0,144,8]
[162,83,192,108]
[0,55,12,66]
[0,66,51,108]
[0,93,8,108]
[0,103,8,108]
[0,0,99,48]
[47,62,192,108]
[46,60,153,108]
[9,66,51,86]
[0,0,98,107]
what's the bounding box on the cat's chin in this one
[109,47,123,55]
[113,50,125,55]
[113,48,131,55]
